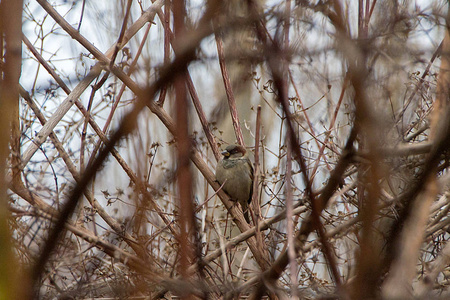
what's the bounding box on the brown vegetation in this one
[1,0,450,299]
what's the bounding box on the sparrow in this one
[215,144,254,223]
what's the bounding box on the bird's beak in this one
[221,150,230,157]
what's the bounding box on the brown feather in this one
[215,144,253,222]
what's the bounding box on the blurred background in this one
[1,0,450,299]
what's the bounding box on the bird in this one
[215,144,254,223]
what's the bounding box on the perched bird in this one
[215,144,254,222]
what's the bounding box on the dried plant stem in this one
[215,33,245,146]
[0,0,25,299]
[154,5,221,160]
[22,0,164,167]
[383,5,450,298]
[23,34,177,244]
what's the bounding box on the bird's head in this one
[221,144,246,159]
